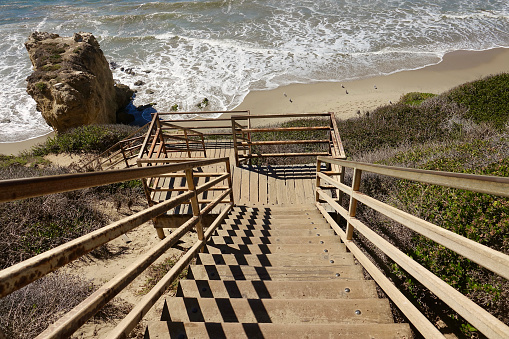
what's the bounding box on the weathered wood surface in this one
[149,140,321,215]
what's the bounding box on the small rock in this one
[134,80,145,86]
[146,89,154,94]
[137,103,156,111]
[73,33,83,42]
[110,61,119,70]
[143,70,151,74]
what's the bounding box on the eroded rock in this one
[25,32,134,133]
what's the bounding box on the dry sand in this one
[0,132,54,156]
[237,47,509,123]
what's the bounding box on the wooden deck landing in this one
[150,140,320,216]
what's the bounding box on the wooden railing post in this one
[185,169,205,251]
[225,158,235,206]
[120,143,129,168]
[338,165,346,204]
[315,159,322,202]
[346,168,362,240]
[183,129,192,158]
[200,134,207,158]
[231,117,240,167]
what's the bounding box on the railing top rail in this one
[0,157,230,203]
[79,122,150,170]
[232,112,331,120]
[155,110,250,116]
[159,121,204,135]
[137,112,160,159]
[317,157,509,198]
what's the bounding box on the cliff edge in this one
[25,32,133,133]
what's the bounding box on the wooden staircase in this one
[145,205,413,338]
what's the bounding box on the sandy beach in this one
[0,132,54,156]
[2,48,508,156]
[237,47,509,121]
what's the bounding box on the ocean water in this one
[0,0,508,142]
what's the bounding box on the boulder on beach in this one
[25,32,134,133]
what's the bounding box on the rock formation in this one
[25,32,134,133]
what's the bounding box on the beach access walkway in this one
[0,111,508,338]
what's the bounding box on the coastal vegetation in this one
[0,73,507,337]
[335,73,509,336]
[0,124,145,339]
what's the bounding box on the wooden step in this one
[205,243,347,255]
[177,280,378,299]
[146,322,413,338]
[188,264,364,281]
[227,211,324,219]
[214,228,337,238]
[220,221,332,230]
[227,212,325,221]
[210,235,340,245]
[196,253,354,266]
[161,297,394,324]
[222,218,330,226]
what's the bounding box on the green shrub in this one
[337,103,450,157]
[249,118,329,165]
[41,64,61,72]
[35,82,47,91]
[31,124,139,156]
[447,73,509,128]
[399,92,436,106]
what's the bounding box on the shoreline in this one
[0,132,54,156]
[2,47,509,156]
[236,47,509,123]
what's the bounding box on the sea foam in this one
[0,0,508,142]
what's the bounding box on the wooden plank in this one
[240,167,250,205]
[286,165,297,204]
[295,170,306,204]
[350,217,508,339]
[267,166,278,205]
[240,152,329,158]
[238,140,328,146]
[233,112,330,119]
[353,190,509,280]
[277,167,288,205]
[242,126,329,133]
[249,167,259,204]
[157,110,249,116]
[0,190,195,298]
[258,166,268,205]
[232,166,241,203]
[0,157,230,203]
[303,175,314,204]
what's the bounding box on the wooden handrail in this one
[231,112,331,119]
[0,156,233,338]
[317,157,509,197]
[155,110,249,116]
[231,112,341,166]
[79,123,150,171]
[0,157,229,202]
[138,113,159,160]
[153,110,250,138]
[315,157,509,338]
